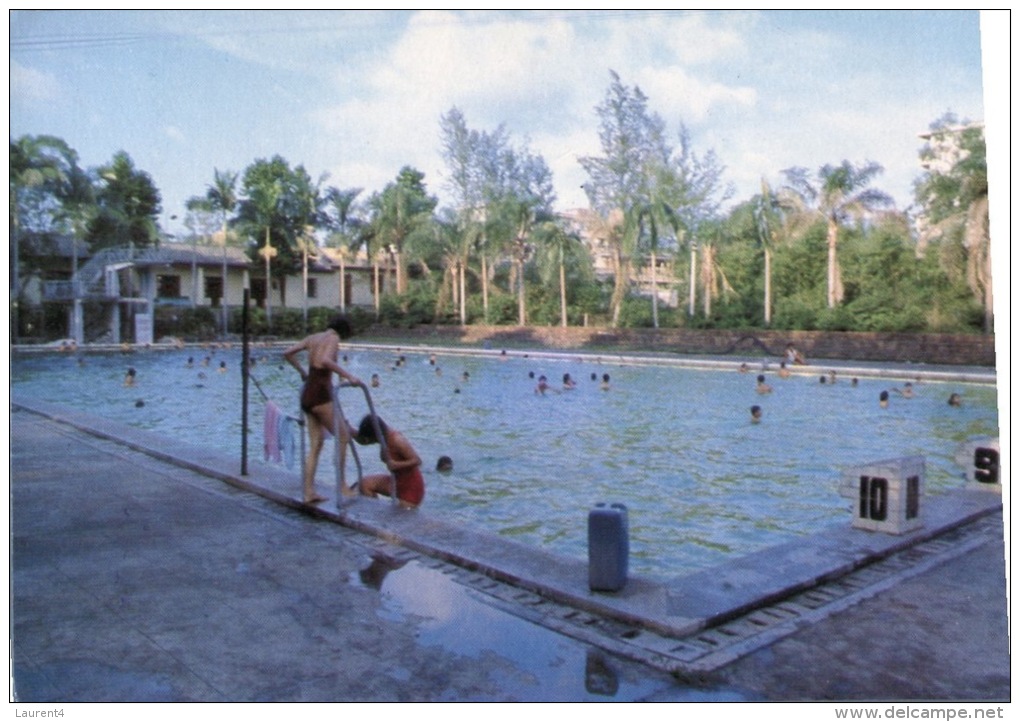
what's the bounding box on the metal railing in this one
[333,380,397,507]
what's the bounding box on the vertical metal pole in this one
[241,288,250,476]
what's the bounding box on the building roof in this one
[134,242,251,268]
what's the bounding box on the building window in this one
[306,277,318,299]
[205,277,223,307]
[157,274,182,298]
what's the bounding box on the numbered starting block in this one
[955,437,1001,493]
[840,456,925,535]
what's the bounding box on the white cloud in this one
[305,10,769,210]
[10,60,60,105]
[163,125,186,143]
[636,65,757,124]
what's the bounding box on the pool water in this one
[11,346,999,579]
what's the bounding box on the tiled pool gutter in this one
[11,393,1002,640]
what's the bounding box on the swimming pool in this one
[10,345,999,578]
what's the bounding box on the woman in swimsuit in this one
[351,414,425,508]
[283,315,361,504]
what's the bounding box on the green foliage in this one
[155,306,219,340]
[486,293,519,325]
[616,296,656,328]
[89,151,163,250]
[376,286,438,329]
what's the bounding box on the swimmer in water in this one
[756,374,773,394]
[892,382,914,398]
[948,392,963,407]
[124,368,137,387]
[879,390,889,409]
[750,405,763,423]
[535,375,552,395]
[563,373,577,390]
[600,373,611,391]
[436,455,453,473]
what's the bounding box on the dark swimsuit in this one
[300,367,334,413]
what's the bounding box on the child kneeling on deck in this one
[352,414,425,508]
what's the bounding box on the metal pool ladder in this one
[331,380,397,508]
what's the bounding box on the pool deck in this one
[10,392,1010,701]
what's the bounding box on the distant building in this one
[918,120,983,175]
[559,208,680,307]
[915,120,985,243]
[32,237,384,343]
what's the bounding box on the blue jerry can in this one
[588,503,629,592]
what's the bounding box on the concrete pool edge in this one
[11,394,1004,641]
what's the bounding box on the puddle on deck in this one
[352,553,751,702]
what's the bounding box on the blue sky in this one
[10,10,1000,239]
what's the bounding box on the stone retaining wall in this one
[367,325,996,367]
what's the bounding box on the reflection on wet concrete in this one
[584,650,619,696]
[357,551,409,590]
[355,558,749,702]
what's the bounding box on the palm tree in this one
[206,169,238,336]
[184,196,216,309]
[753,178,784,326]
[488,198,543,326]
[247,182,282,326]
[54,156,96,343]
[782,161,893,308]
[633,192,681,329]
[699,233,734,319]
[916,122,992,332]
[368,167,436,298]
[323,186,364,313]
[288,171,327,332]
[534,219,584,328]
[10,135,72,341]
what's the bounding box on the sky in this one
[9,10,1001,241]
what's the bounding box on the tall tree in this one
[915,116,991,332]
[323,186,365,313]
[89,151,163,251]
[285,168,328,331]
[53,152,97,343]
[581,72,728,325]
[366,167,437,298]
[534,219,589,328]
[236,158,288,325]
[10,134,75,340]
[439,108,553,323]
[184,195,217,309]
[753,178,785,326]
[206,169,238,335]
[781,161,893,309]
[578,71,662,327]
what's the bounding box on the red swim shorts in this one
[395,467,425,506]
